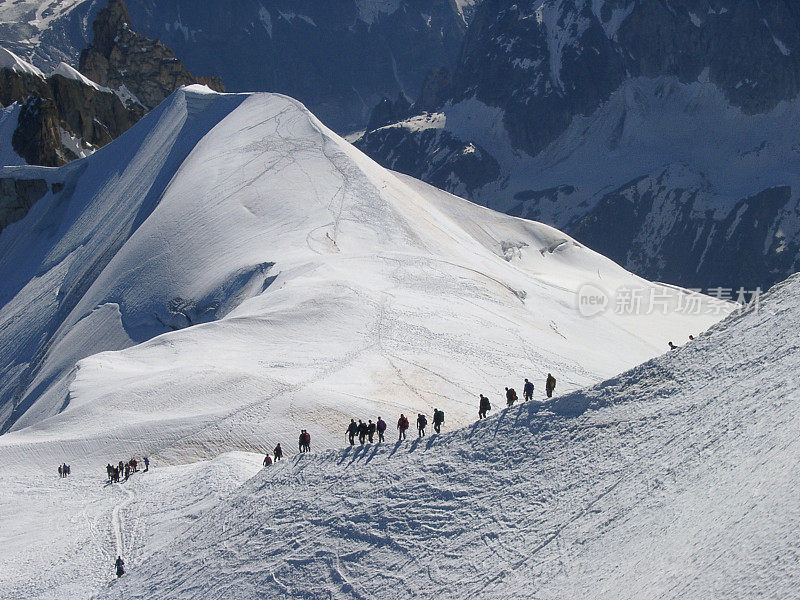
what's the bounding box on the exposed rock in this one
[0,176,50,232]
[79,0,224,110]
[356,118,500,198]
[365,93,412,132]
[413,67,453,113]
[0,63,142,166]
[12,96,71,166]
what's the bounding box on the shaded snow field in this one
[0,86,735,598]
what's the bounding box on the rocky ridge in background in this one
[355,0,800,292]
[78,0,224,110]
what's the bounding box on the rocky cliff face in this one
[356,0,800,291]
[0,176,53,233]
[0,62,142,167]
[79,0,224,110]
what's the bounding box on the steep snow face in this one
[0,45,44,77]
[93,273,800,600]
[0,86,728,448]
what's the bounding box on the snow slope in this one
[0,45,44,77]
[97,273,800,600]
[0,85,727,447]
[0,86,731,598]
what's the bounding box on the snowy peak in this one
[0,86,728,450]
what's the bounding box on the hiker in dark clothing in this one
[505,387,518,407]
[357,420,368,445]
[274,443,283,461]
[376,417,386,442]
[546,373,556,398]
[523,378,534,401]
[106,464,114,481]
[367,420,376,443]
[58,465,63,478]
[263,454,272,467]
[397,414,409,440]
[417,413,427,437]
[346,419,358,445]
[299,430,311,453]
[479,394,491,419]
[115,556,125,578]
[432,409,444,434]
[143,457,149,472]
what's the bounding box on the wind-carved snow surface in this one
[99,274,800,600]
[0,86,731,598]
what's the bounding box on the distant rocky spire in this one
[79,0,224,111]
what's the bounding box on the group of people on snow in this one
[106,457,148,483]
[57,463,71,478]
[346,417,387,445]
[263,374,557,466]
[263,443,284,466]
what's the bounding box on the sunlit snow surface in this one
[0,87,732,598]
[101,274,800,600]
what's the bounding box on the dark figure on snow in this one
[546,374,556,398]
[669,341,677,350]
[58,465,63,478]
[479,394,491,419]
[524,378,534,401]
[106,464,114,481]
[417,413,427,437]
[131,459,137,472]
[124,463,130,480]
[274,443,283,461]
[299,430,311,453]
[346,419,358,445]
[118,461,124,476]
[367,420,376,443]
[66,464,71,477]
[433,409,444,434]
[115,556,125,578]
[376,417,387,442]
[143,457,149,472]
[688,335,694,341]
[263,454,272,467]
[357,420,368,445]
[505,387,518,407]
[397,414,409,440]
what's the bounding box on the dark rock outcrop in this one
[0,64,142,166]
[0,176,51,233]
[11,96,71,166]
[78,0,224,110]
[357,120,500,198]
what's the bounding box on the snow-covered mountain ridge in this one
[0,85,730,598]
[98,271,800,600]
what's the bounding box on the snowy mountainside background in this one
[355,0,800,292]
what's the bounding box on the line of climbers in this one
[262,374,558,466]
[105,456,149,483]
